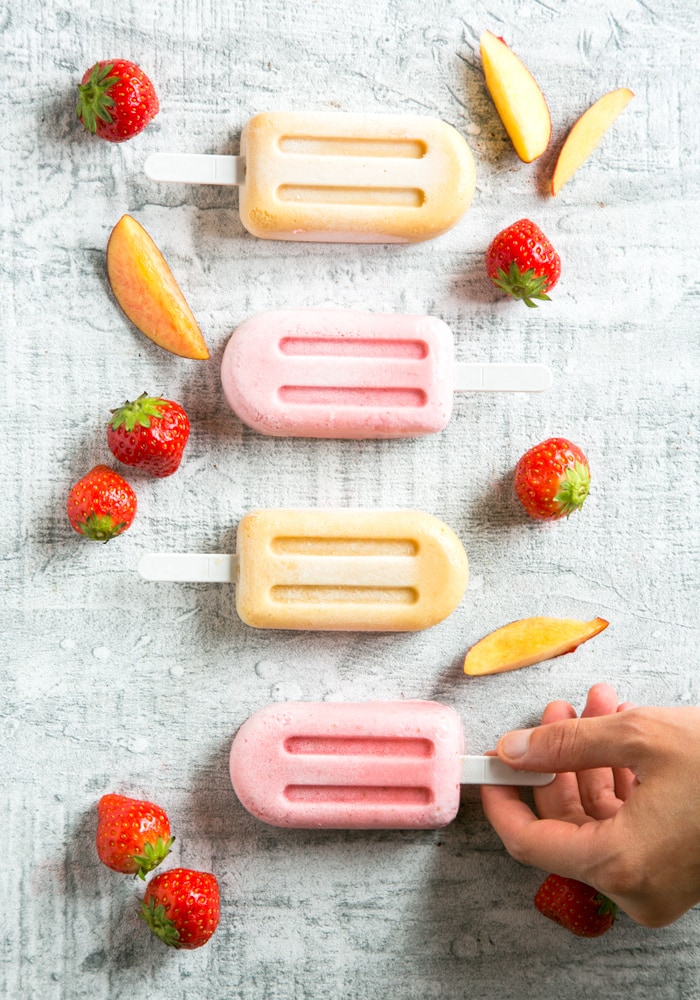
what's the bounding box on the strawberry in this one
[486,218,561,307]
[96,794,173,879]
[534,874,618,937]
[141,868,220,950]
[76,60,159,142]
[66,464,137,541]
[514,437,590,521]
[107,394,190,478]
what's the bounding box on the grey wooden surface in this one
[2,0,699,997]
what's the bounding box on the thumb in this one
[497,709,649,774]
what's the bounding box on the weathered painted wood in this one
[1,0,699,996]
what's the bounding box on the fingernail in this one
[500,729,532,760]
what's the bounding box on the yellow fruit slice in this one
[480,31,551,163]
[464,616,609,676]
[551,88,634,196]
[107,214,209,360]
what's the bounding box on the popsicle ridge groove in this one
[283,785,433,805]
[278,337,428,359]
[269,585,419,605]
[276,185,425,207]
[283,736,434,757]
[278,386,428,408]
[269,537,418,556]
[277,136,427,158]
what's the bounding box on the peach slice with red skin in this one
[551,88,634,196]
[107,214,209,360]
[480,31,551,163]
[464,616,608,676]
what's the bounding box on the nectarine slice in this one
[107,214,209,360]
[480,31,551,163]
[551,88,634,196]
[464,616,608,676]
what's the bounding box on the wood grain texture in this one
[1,0,699,996]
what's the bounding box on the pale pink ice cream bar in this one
[221,309,551,439]
[230,700,554,829]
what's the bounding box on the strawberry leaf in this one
[595,893,619,921]
[76,63,120,133]
[132,835,175,880]
[140,898,181,948]
[554,460,591,516]
[110,393,166,433]
[491,261,552,308]
[75,512,127,542]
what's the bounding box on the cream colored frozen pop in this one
[138,508,468,631]
[144,111,476,243]
[221,308,552,439]
[230,700,554,829]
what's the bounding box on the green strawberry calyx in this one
[491,260,552,308]
[76,63,120,133]
[75,512,127,542]
[132,835,175,881]
[594,892,619,922]
[140,897,182,948]
[110,393,165,433]
[554,461,590,517]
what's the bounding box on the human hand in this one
[481,682,700,927]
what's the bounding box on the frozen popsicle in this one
[221,308,552,439]
[138,508,469,631]
[230,700,554,829]
[144,111,476,243]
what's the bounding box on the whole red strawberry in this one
[76,60,159,142]
[141,868,220,950]
[96,793,173,880]
[486,218,561,307]
[107,394,190,477]
[515,437,590,520]
[534,874,617,937]
[66,464,137,541]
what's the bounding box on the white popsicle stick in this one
[454,362,552,393]
[137,552,425,587]
[461,755,554,786]
[144,153,246,187]
[139,553,238,583]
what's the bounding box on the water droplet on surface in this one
[92,646,111,661]
[255,659,280,679]
[270,681,302,701]
[60,638,76,651]
[465,123,481,136]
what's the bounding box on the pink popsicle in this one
[220,309,551,440]
[230,700,553,829]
